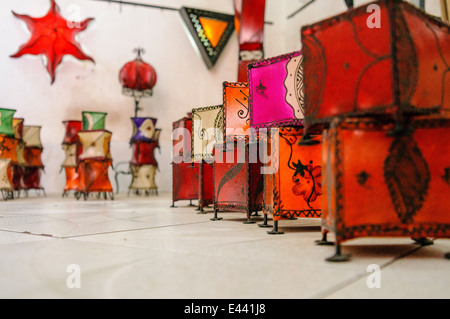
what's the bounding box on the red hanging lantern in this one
[10,0,95,84]
[119,48,157,117]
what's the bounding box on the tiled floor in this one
[0,192,449,299]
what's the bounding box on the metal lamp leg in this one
[258,213,272,228]
[326,244,351,262]
[267,220,284,235]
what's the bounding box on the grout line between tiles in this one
[0,229,58,239]
[308,245,424,299]
[0,220,213,240]
[55,220,214,239]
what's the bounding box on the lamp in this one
[119,48,157,118]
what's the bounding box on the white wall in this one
[0,0,443,195]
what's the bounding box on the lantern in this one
[129,164,158,195]
[62,166,80,196]
[191,105,223,212]
[61,143,79,168]
[10,0,94,84]
[23,126,43,149]
[191,105,223,162]
[61,120,82,198]
[0,108,16,137]
[119,48,157,117]
[0,159,13,191]
[261,127,322,234]
[76,159,114,200]
[172,114,200,207]
[78,130,112,161]
[301,0,450,131]
[248,51,305,129]
[129,141,158,167]
[62,120,82,145]
[12,118,24,140]
[130,117,158,144]
[0,135,19,164]
[222,82,252,141]
[322,116,450,261]
[211,82,264,223]
[82,112,107,131]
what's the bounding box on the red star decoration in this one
[11,0,95,84]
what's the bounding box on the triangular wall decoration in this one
[180,7,235,69]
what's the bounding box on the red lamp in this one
[119,48,157,117]
[10,0,94,84]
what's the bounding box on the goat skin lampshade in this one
[77,159,113,194]
[119,52,157,95]
[13,118,24,140]
[0,159,13,191]
[0,136,19,165]
[212,141,264,222]
[129,164,157,192]
[78,130,112,161]
[223,82,252,141]
[82,112,107,131]
[130,117,158,143]
[172,114,193,163]
[301,0,450,129]
[130,141,158,167]
[322,115,450,261]
[248,51,305,129]
[62,120,82,145]
[263,127,322,226]
[191,105,224,162]
[0,108,16,137]
[22,126,43,149]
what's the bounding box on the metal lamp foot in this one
[315,232,335,246]
[326,245,351,262]
[258,214,272,228]
[210,208,223,221]
[267,221,284,235]
[412,237,434,246]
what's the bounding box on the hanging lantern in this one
[119,48,157,117]
[10,0,95,84]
